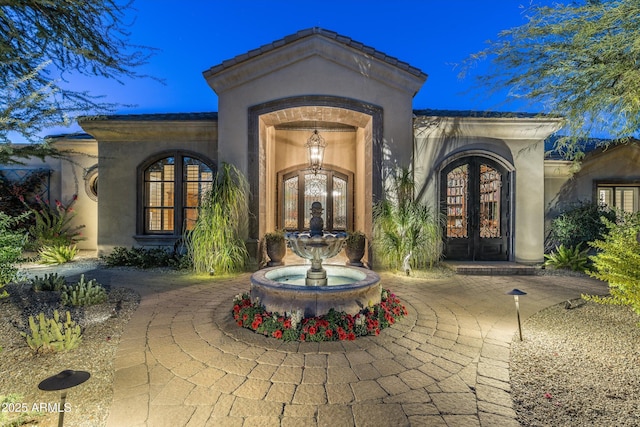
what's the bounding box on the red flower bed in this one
[232,288,408,342]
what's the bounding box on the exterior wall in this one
[79,119,218,255]
[2,138,99,251]
[414,116,562,263]
[545,145,640,220]
[205,34,425,266]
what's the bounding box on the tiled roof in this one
[78,112,218,122]
[204,27,427,79]
[413,109,554,119]
[544,135,613,160]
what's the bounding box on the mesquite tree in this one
[461,0,640,159]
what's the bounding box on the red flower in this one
[347,332,356,341]
[272,330,283,339]
[251,320,260,330]
[325,329,333,338]
[300,334,305,341]
[308,326,317,335]
[237,321,243,326]
[283,319,292,329]
[242,314,248,321]
[233,304,241,313]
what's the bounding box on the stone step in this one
[444,261,540,276]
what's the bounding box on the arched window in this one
[139,152,214,236]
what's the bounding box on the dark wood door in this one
[441,157,510,261]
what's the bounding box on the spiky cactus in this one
[21,310,82,353]
[31,272,66,292]
[60,274,107,306]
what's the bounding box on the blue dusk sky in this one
[47,1,544,137]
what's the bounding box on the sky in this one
[45,0,540,138]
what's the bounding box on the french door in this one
[278,169,352,231]
[441,157,510,261]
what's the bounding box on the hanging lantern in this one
[305,129,326,174]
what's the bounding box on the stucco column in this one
[511,140,545,263]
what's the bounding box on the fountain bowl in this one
[250,265,381,318]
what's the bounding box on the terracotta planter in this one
[345,234,366,267]
[266,238,286,266]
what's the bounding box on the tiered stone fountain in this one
[250,202,381,318]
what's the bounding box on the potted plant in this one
[264,230,286,266]
[345,231,366,267]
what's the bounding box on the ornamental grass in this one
[232,288,408,341]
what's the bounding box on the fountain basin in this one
[250,265,381,318]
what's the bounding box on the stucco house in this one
[6,28,632,266]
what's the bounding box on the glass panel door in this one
[442,157,509,261]
[280,169,351,231]
[479,164,501,238]
[446,164,468,238]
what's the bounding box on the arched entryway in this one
[441,155,513,261]
[248,96,383,249]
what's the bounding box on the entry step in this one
[444,261,540,276]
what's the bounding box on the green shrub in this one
[546,201,616,251]
[38,244,78,265]
[26,194,85,248]
[185,162,249,275]
[21,310,82,353]
[103,246,184,269]
[544,244,590,272]
[31,272,66,292]
[60,274,107,306]
[584,213,640,317]
[373,167,443,271]
[0,212,29,298]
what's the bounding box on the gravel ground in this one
[0,259,140,427]
[511,299,640,426]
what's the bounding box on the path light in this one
[506,288,527,341]
[38,370,90,427]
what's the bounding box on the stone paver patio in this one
[91,268,606,427]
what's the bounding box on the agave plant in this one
[184,162,249,275]
[38,244,78,265]
[544,243,589,272]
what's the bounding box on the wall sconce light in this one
[305,129,326,175]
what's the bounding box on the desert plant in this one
[0,212,29,298]
[26,194,85,248]
[31,272,67,292]
[584,213,640,317]
[0,393,43,425]
[373,167,443,271]
[21,310,82,353]
[60,274,107,306]
[38,244,78,265]
[546,201,616,251]
[0,168,49,225]
[544,244,590,272]
[185,162,249,275]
